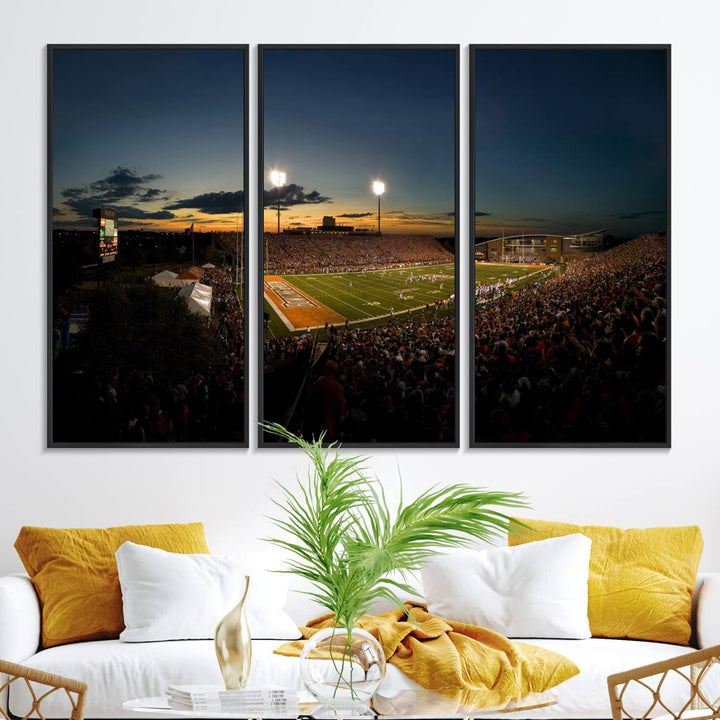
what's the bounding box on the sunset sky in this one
[52,47,245,232]
[473,47,668,239]
[51,47,664,241]
[262,47,456,235]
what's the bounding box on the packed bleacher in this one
[265,233,452,273]
[474,233,667,443]
[263,314,456,444]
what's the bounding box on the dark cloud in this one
[87,167,162,202]
[52,207,62,216]
[337,212,373,219]
[137,188,169,202]
[60,197,176,220]
[165,190,244,215]
[475,211,492,217]
[58,166,172,219]
[263,183,331,208]
[110,206,175,220]
[61,187,87,201]
[616,210,662,220]
[59,196,107,218]
[520,217,549,222]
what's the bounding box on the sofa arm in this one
[0,574,41,661]
[696,573,720,648]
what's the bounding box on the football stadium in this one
[260,222,566,446]
[473,232,667,445]
[262,232,463,445]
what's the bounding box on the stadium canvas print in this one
[259,46,459,447]
[471,46,669,446]
[49,46,248,446]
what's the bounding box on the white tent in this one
[177,282,212,318]
[201,262,216,269]
[151,270,179,287]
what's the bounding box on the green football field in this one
[263,261,551,338]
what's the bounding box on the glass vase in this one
[214,575,251,690]
[299,626,386,717]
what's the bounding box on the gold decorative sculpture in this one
[214,575,252,689]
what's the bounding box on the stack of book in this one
[166,685,299,715]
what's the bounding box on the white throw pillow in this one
[116,541,301,642]
[421,534,592,639]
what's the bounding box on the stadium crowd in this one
[474,233,667,443]
[264,316,456,444]
[265,233,452,273]
[53,267,245,443]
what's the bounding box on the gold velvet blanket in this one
[275,603,579,710]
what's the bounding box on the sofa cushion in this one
[116,542,300,641]
[11,637,710,719]
[421,535,591,639]
[509,519,703,645]
[14,523,209,648]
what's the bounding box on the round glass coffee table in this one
[124,688,558,719]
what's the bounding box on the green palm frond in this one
[261,423,530,630]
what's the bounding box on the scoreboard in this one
[93,207,119,263]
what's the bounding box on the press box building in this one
[475,229,606,263]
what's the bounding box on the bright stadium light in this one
[268,170,287,277]
[270,170,286,234]
[270,170,286,188]
[372,180,385,235]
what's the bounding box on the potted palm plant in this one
[262,423,528,713]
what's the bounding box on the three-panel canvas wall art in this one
[48,44,668,448]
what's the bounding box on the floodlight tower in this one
[269,170,286,276]
[372,180,385,235]
[270,170,286,234]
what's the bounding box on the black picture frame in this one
[469,44,670,448]
[258,44,460,448]
[48,44,249,448]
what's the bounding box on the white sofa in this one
[1,566,719,720]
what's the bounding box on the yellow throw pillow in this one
[509,519,703,645]
[15,522,209,648]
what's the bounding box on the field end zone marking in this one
[265,280,318,308]
[264,293,296,331]
[264,276,345,331]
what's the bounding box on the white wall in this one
[1,0,718,576]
